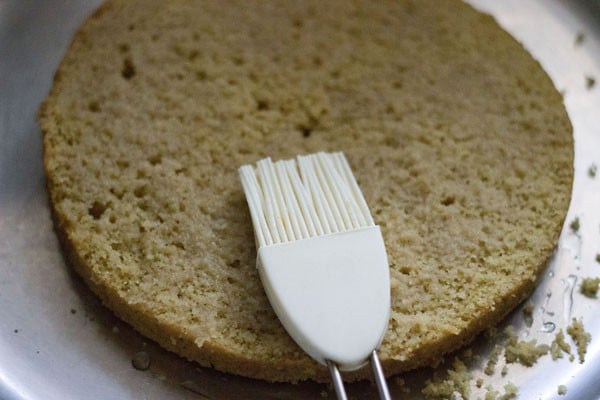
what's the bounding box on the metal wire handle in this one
[327,351,392,400]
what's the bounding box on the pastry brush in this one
[239,151,391,399]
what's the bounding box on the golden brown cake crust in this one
[40,0,573,382]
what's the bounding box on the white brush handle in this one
[257,226,390,370]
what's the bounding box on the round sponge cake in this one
[40,0,573,382]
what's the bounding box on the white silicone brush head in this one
[239,152,390,371]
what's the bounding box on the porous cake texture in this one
[40,0,573,382]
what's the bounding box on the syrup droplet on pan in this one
[563,274,578,322]
[540,322,556,333]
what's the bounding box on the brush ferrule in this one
[257,226,390,370]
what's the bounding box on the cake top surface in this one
[40,0,573,382]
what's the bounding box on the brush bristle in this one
[239,152,375,248]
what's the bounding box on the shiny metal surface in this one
[370,351,392,400]
[327,361,349,400]
[1,1,599,399]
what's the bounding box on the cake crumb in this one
[320,390,328,398]
[569,217,580,233]
[522,303,534,327]
[589,163,597,178]
[394,377,411,394]
[586,76,596,90]
[558,384,567,395]
[132,351,151,371]
[580,277,600,298]
[484,383,518,400]
[596,254,600,264]
[485,386,499,400]
[484,345,503,375]
[575,32,585,45]
[504,336,549,366]
[501,383,518,399]
[502,325,516,338]
[550,329,571,360]
[566,318,591,363]
[476,378,484,388]
[422,358,471,399]
[500,365,508,377]
[484,326,498,339]
[461,348,474,362]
